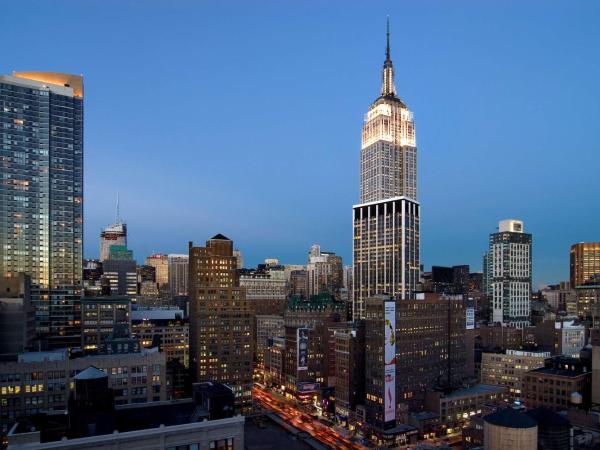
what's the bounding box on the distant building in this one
[571,242,600,287]
[168,254,189,297]
[523,356,591,411]
[137,264,156,283]
[306,244,343,296]
[107,244,132,261]
[427,265,470,294]
[83,259,104,296]
[289,269,307,298]
[542,282,576,312]
[100,222,127,262]
[145,254,169,287]
[264,336,285,388]
[483,219,532,328]
[233,249,244,270]
[131,308,189,368]
[80,296,131,352]
[334,321,365,428]
[103,258,137,299]
[530,318,586,357]
[239,266,287,316]
[0,275,35,355]
[478,324,524,351]
[480,350,549,400]
[424,384,505,429]
[283,294,346,397]
[189,234,253,411]
[255,315,284,370]
[575,277,600,322]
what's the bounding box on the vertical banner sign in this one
[297,328,309,371]
[384,300,396,423]
[466,307,475,330]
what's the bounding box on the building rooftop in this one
[287,293,346,311]
[484,408,537,429]
[210,233,231,241]
[131,309,184,321]
[529,367,589,378]
[9,382,239,447]
[73,366,107,380]
[410,411,439,421]
[10,400,242,446]
[18,349,67,363]
[526,407,571,429]
[441,384,505,399]
[81,296,131,304]
[382,423,418,435]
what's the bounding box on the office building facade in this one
[168,253,189,297]
[570,242,600,287]
[480,350,549,400]
[145,253,169,287]
[571,243,600,320]
[188,234,253,410]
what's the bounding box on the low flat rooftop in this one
[410,411,439,421]
[529,367,590,378]
[442,384,505,399]
[245,418,317,450]
[11,398,213,444]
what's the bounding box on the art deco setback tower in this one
[188,234,253,411]
[0,72,83,347]
[353,22,420,319]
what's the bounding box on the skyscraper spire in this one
[115,192,121,224]
[381,16,397,97]
[386,15,391,61]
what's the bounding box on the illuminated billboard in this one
[384,300,396,423]
[297,327,309,370]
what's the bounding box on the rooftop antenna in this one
[115,192,121,224]
[386,15,391,61]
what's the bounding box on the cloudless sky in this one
[2,1,599,286]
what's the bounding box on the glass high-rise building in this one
[0,72,83,346]
[352,22,420,319]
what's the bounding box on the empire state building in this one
[352,22,420,319]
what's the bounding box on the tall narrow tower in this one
[0,71,84,347]
[353,21,420,319]
[188,234,253,411]
[484,219,532,328]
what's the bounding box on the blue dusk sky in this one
[2,1,599,287]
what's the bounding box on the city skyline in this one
[3,1,599,286]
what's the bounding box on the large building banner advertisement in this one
[384,300,396,423]
[297,328,309,370]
